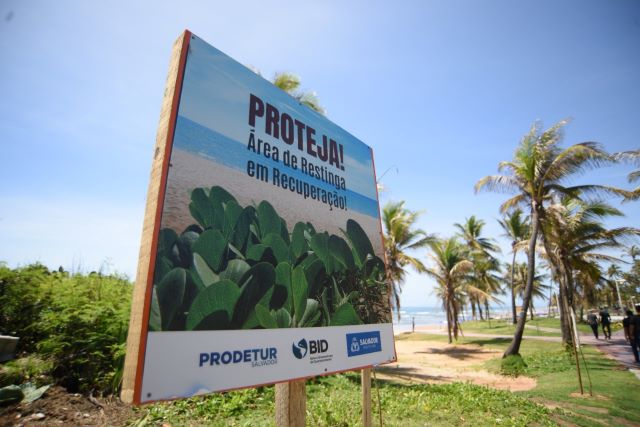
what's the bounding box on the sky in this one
[1,0,639,309]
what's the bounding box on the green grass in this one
[460,318,561,337]
[458,316,623,338]
[132,333,638,426]
[476,336,639,426]
[134,374,557,426]
[399,332,640,426]
[522,345,640,426]
[525,316,623,336]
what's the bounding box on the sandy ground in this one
[377,334,537,392]
[162,149,384,257]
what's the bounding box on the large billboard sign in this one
[122,30,396,404]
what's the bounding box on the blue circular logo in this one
[292,339,308,359]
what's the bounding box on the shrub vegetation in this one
[0,263,131,394]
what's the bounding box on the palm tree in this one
[498,209,530,324]
[382,201,434,319]
[606,264,623,310]
[511,262,549,319]
[272,72,325,114]
[472,256,504,326]
[454,216,501,320]
[425,238,474,343]
[543,198,639,320]
[613,149,640,200]
[475,119,617,356]
[454,216,500,254]
[626,245,640,262]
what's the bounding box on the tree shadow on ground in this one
[462,337,511,347]
[415,347,493,360]
[374,365,452,384]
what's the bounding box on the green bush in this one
[35,272,131,393]
[0,263,55,353]
[0,264,132,394]
[0,355,52,387]
[501,354,527,377]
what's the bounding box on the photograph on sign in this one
[137,33,396,403]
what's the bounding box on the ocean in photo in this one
[172,115,381,218]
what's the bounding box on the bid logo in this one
[292,338,329,359]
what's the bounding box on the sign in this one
[122,30,396,404]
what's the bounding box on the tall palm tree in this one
[272,72,325,114]
[606,263,623,310]
[498,209,531,324]
[425,238,474,343]
[543,198,638,319]
[454,216,501,320]
[454,216,501,254]
[382,201,434,319]
[475,119,617,356]
[472,256,504,326]
[511,262,549,319]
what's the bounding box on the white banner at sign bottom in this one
[140,323,395,402]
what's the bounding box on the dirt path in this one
[376,337,537,391]
[412,325,640,381]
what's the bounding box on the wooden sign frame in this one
[121,30,396,408]
[121,30,191,404]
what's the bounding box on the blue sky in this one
[1,1,638,308]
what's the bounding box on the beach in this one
[161,148,385,257]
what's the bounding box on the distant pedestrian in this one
[586,310,599,339]
[599,307,611,340]
[629,305,640,363]
[623,309,633,343]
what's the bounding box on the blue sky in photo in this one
[1,0,638,307]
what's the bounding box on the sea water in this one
[392,306,525,332]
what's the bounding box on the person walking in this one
[629,305,640,364]
[587,310,599,339]
[599,307,612,340]
[623,309,634,342]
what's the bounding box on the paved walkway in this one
[576,329,640,379]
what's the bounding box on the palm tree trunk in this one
[557,260,574,344]
[510,248,518,324]
[445,292,452,344]
[558,279,572,344]
[453,301,459,340]
[503,204,539,358]
[563,258,576,311]
[529,304,534,320]
[540,235,572,344]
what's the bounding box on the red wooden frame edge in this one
[133,29,192,405]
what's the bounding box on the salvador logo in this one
[292,339,308,359]
[350,337,360,354]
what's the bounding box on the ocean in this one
[392,305,530,332]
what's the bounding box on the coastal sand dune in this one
[161,149,385,257]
